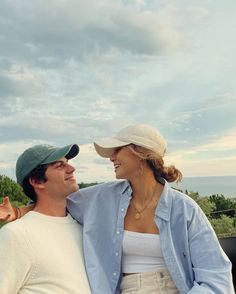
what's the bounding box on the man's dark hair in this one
[22,164,48,202]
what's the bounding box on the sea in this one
[172,176,236,199]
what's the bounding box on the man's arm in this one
[0,197,34,222]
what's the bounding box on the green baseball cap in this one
[16,144,79,185]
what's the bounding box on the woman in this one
[94,124,181,293]
[85,124,233,293]
[0,124,234,293]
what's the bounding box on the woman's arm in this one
[187,207,234,294]
[0,197,34,222]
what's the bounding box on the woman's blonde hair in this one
[128,144,182,183]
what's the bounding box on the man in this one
[0,144,91,294]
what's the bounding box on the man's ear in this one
[29,178,45,189]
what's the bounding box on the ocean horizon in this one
[172,175,236,198]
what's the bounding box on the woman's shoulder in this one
[79,180,129,195]
[167,185,201,211]
[163,185,210,226]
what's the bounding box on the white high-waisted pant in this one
[121,269,179,294]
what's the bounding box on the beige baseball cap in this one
[94,124,167,158]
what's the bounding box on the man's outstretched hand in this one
[0,197,16,222]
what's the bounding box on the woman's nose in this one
[110,151,116,162]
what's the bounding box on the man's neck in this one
[33,199,67,217]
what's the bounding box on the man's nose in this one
[67,163,75,173]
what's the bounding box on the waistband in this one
[121,269,171,288]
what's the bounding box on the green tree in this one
[78,182,99,189]
[209,194,236,217]
[210,215,236,237]
[187,191,216,216]
[0,175,29,205]
[0,175,30,228]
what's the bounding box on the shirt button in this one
[121,208,124,212]
[116,231,120,235]
[113,272,117,276]
[115,252,119,256]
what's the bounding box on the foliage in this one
[182,190,236,237]
[186,191,216,216]
[209,194,236,217]
[0,175,29,205]
[78,182,99,189]
[0,175,30,228]
[210,215,236,237]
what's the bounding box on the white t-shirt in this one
[0,211,91,294]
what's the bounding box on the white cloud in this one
[0,0,236,182]
[171,156,236,178]
[72,143,114,183]
[165,128,236,177]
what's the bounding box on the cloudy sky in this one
[0,0,236,183]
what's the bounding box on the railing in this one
[209,208,236,218]
[218,236,236,290]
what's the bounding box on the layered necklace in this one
[130,191,157,220]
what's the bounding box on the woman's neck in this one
[130,171,163,205]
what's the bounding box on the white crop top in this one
[122,230,167,273]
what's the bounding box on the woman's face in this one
[110,146,141,180]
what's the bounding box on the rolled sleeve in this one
[188,208,234,293]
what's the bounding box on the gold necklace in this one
[130,195,154,220]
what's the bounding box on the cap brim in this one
[42,144,79,164]
[94,138,129,158]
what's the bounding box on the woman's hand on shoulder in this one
[0,197,17,222]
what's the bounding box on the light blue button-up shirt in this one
[67,180,234,294]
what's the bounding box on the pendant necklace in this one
[131,195,154,220]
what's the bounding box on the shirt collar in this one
[156,180,173,221]
[120,180,132,196]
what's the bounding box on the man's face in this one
[43,157,78,198]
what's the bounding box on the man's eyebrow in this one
[50,159,68,166]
